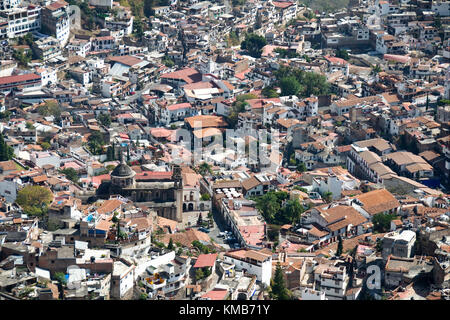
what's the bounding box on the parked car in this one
[199,227,210,233]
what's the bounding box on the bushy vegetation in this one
[16,185,53,217]
[372,213,397,233]
[253,191,305,225]
[274,66,330,98]
[240,33,267,58]
[0,133,14,161]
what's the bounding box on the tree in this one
[54,272,66,300]
[274,48,299,59]
[133,19,144,38]
[195,268,204,283]
[13,48,32,67]
[322,191,333,203]
[197,162,212,176]
[371,64,382,74]
[143,0,154,17]
[37,100,61,118]
[200,193,211,201]
[296,162,307,172]
[168,238,174,250]
[336,235,343,256]
[197,213,203,226]
[282,199,305,224]
[279,76,301,96]
[226,93,257,128]
[372,213,396,233]
[274,66,329,98]
[97,113,111,127]
[16,185,53,217]
[262,86,279,98]
[335,48,349,61]
[87,131,106,155]
[0,133,14,161]
[267,227,279,242]
[162,55,175,68]
[240,33,267,58]
[106,145,115,161]
[270,263,291,300]
[60,168,79,183]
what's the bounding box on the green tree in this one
[13,48,32,67]
[274,48,299,59]
[335,48,349,61]
[371,64,382,74]
[197,212,203,226]
[168,238,174,250]
[282,199,304,224]
[106,145,115,161]
[143,0,154,17]
[16,185,53,217]
[200,193,211,201]
[322,191,333,203]
[372,213,396,233]
[197,162,212,176]
[60,168,79,183]
[87,131,106,155]
[54,272,66,300]
[262,86,279,98]
[195,268,204,282]
[296,162,307,172]
[37,100,61,118]
[274,66,329,98]
[133,19,144,38]
[226,93,257,128]
[270,263,291,300]
[0,133,14,161]
[240,33,267,58]
[336,235,343,256]
[280,76,301,96]
[98,113,111,127]
[162,55,175,68]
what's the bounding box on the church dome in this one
[111,162,135,177]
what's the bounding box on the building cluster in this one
[0,0,449,301]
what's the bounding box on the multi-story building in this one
[0,73,41,93]
[223,249,272,286]
[31,36,62,61]
[314,265,349,300]
[0,5,41,39]
[0,0,21,11]
[382,230,416,261]
[104,8,133,37]
[41,0,70,46]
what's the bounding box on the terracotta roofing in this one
[201,288,228,300]
[0,160,17,172]
[353,189,400,215]
[161,228,211,247]
[97,199,123,215]
[160,67,202,84]
[194,253,218,268]
[185,115,227,129]
[108,55,143,67]
[0,73,40,85]
[46,0,68,11]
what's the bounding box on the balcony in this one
[144,274,166,291]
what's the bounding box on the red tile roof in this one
[160,67,202,84]
[194,253,218,268]
[0,73,40,86]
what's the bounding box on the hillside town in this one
[0,0,449,301]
